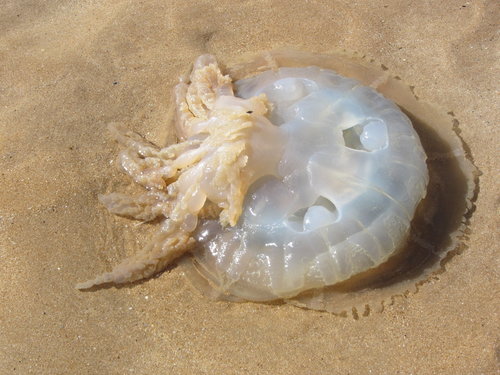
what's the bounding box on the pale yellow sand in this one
[1,1,498,374]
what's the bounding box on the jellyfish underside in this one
[78,51,477,315]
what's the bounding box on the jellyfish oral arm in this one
[76,56,284,289]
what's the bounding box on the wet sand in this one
[1,1,498,374]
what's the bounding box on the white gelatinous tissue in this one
[191,65,429,301]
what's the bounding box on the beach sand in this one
[0,1,498,373]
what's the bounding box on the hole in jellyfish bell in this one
[286,196,338,232]
[342,118,388,152]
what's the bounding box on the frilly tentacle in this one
[76,223,195,289]
[98,192,169,222]
[77,55,274,289]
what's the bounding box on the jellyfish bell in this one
[182,50,478,314]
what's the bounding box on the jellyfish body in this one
[191,65,428,301]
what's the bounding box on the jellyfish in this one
[77,51,477,314]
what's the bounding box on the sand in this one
[1,1,498,374]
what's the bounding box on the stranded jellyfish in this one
[77,51,477,315]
